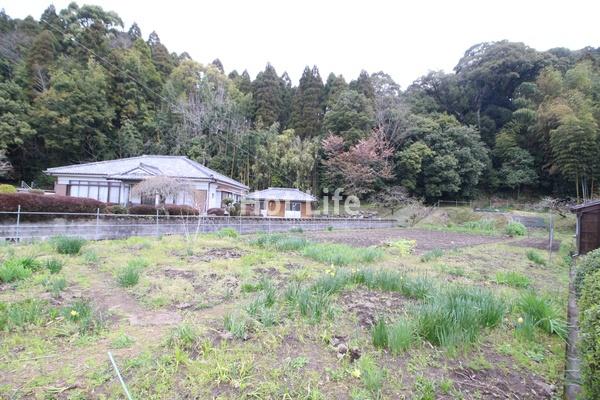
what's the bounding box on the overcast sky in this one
[3,0,599,88]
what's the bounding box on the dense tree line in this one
[1,3,599,201]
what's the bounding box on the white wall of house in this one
[55,175,246,212]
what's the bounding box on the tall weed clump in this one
[52,236,86,255]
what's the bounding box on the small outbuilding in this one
[571,200,600,255]
[245,187,317,218]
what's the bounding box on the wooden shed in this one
[571,200,600,255]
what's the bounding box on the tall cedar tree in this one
[291,66,325,139]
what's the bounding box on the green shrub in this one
[326,226,333,231]
[127,257,149,269]
[526,250,546,266]
[421,248,443,262]
[505,221,527,237]
[215,227,239,239]
[0,184,16,194]
[117,264,140,287]
[580,304,600,399]
[289,227,304,233]
[580,268,600,397]
[516,292,566,338]
[371,317,388,349]
[52,236,86,255]
[45,258,63,274]
[494,271,531,288]
[575,248,600,296]
[388,318,415,354]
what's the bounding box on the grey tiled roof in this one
[44,155,248,189]
[245,187,317,202]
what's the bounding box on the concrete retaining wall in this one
[0,215,397,241]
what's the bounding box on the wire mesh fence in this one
[0,209,397,242]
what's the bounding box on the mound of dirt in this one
[339,288,411,327]
[163,268,197,280]
[195,247,245,261]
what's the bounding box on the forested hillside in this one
[1,3,599,201]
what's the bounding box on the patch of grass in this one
[252,233,308,251]
[387,239,416,256]
[52,236,86,255]
[0,259,32,283]
[326,226,333,231]
[0,299,49,331]
[414,375,436,400]
[415,286,505,348]
[421,248,443,262]
[127,257,150,269]
[371,317,388,349]
[461,219,497,233]
[43,276,67,296]
[215,227,239,239]
[505,221,527,237]
[495,271,531,288]
[516,292,566,338]
[82,250,99,265]
[526,250,546,266]
[167,323,199,351]
[388,318,415,354]
[302,243,383,266]
[224,312,249,339]
[117,264,141,287]
[63,299,105,335]
[112,332,135,349]
[289,227,304,233]
[284,282,335,323]
[357,354,386,397]
[44,258,63,274]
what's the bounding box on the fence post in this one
[155,209,159,237]
[16,205,21,242]
[95,208,100,240]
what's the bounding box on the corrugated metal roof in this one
[44,155,248,189]
[571,199,600,212]
[245,187,317,202]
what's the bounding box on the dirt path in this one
[304,227,509,253]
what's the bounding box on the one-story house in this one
[44,155,248,212]
[244,187,317,218]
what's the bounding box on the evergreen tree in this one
[291,66,325,139]
[251,63,284,126]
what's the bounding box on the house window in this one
[259,200,266,210]
[67,180,121,203]
[141,194,155,205]
[288,201,302,211]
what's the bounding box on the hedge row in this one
[0,193,199,217]
[577,248,600,398]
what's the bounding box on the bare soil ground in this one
[305,227,509,253]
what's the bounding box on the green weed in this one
[45,258,63,274]
[224,313,249,339]
[421,248,444,262]
[302,243,383,266]
[526,250,546,266]
[516,292,566,338]
[215,227,239,239]
[117,264,140,287]
[495,271,531,288]
[505,221,527,237]
[0,259,32,283]
[371,317,388,349]
[52,236,86,255]
[0,299,49,331]
[388,318,415,354]
[44,276,67,296]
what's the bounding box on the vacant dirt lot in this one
[304,227,509,253]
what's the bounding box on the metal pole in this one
[155,209,159,237]
[95,208,100,240]
[548,213,554,264]
[108,352,133,400]
[16,205,21,242]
